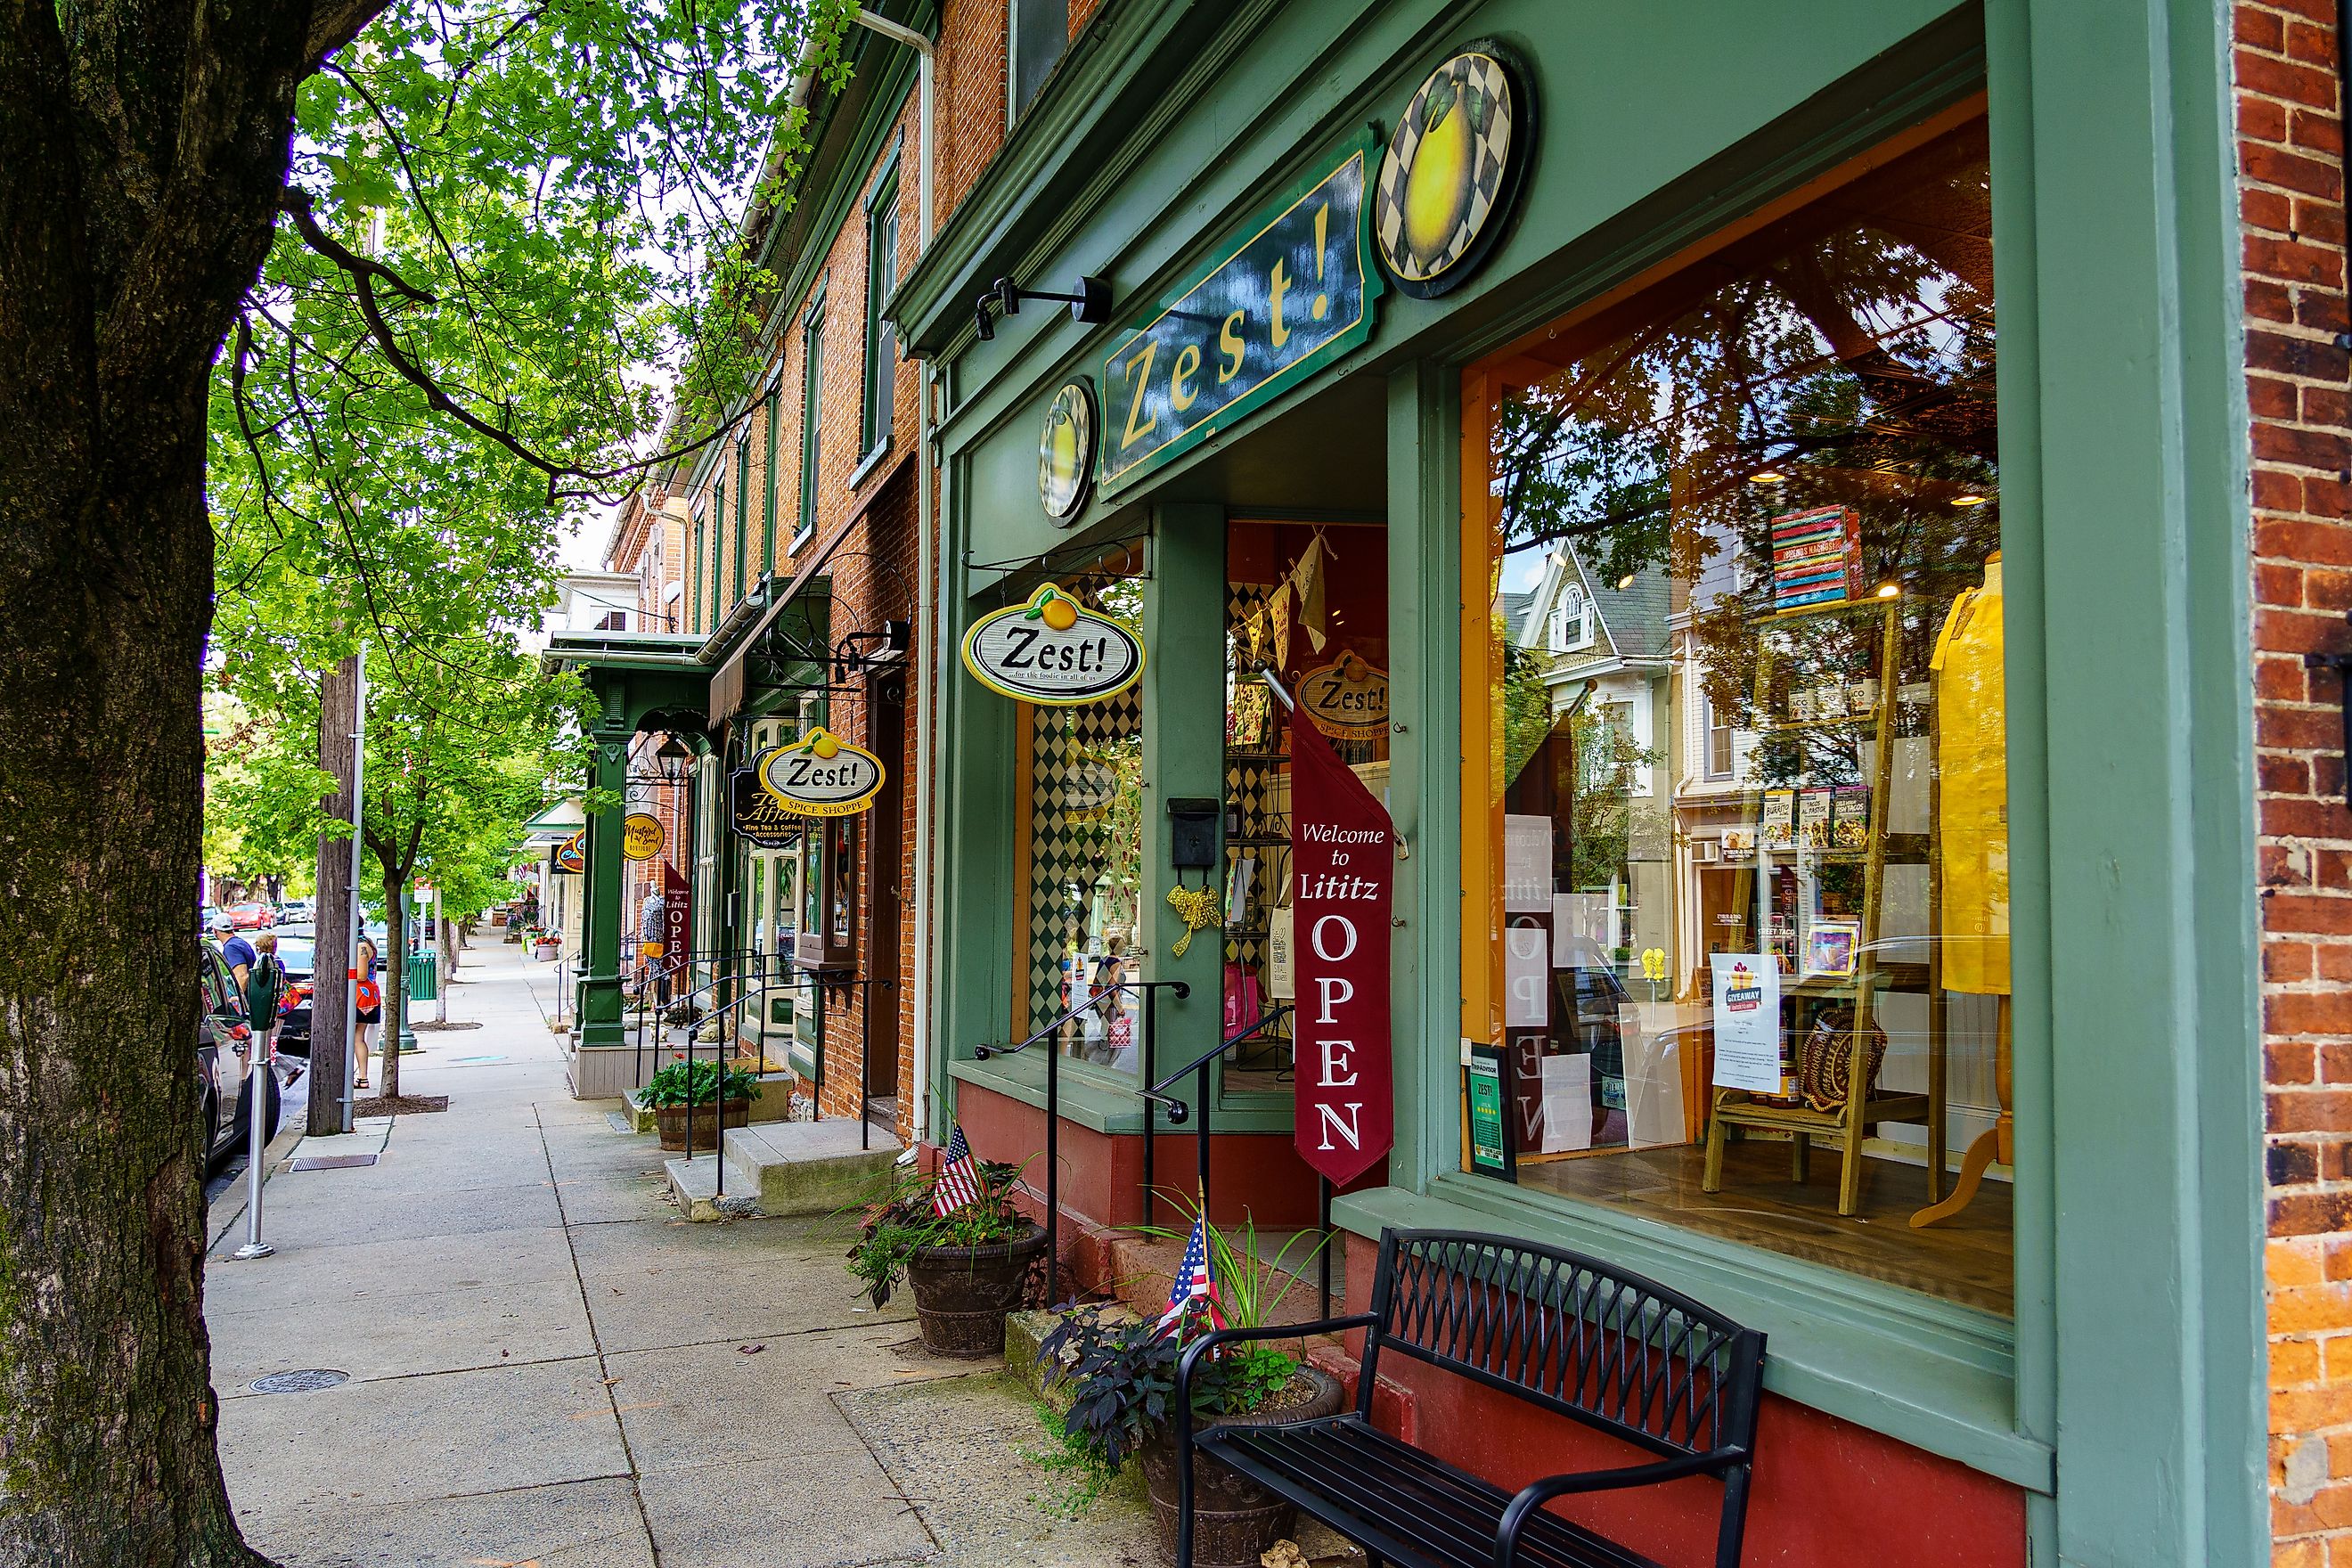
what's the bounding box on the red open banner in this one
[1288,716,1394,1186]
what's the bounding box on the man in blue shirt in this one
[214,914,257,992]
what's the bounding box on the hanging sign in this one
[553,830,585,875]
[1098,131,1383,494]
[622,813,665,862]
[961,584,1146,705]
[1373,44,1530,298]
[661,861,691,968]
[1288,713,1395,1186]
[731,760,804,847]
[1296,654,1389,739]
[758,727,885,818]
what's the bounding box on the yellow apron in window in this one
[1932,555,2009,995]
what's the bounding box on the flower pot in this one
[653,1096,751,1152]
[904,1223,1049,1358]
[1140,1366,1345,1568]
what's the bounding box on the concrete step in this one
[665,1116,902,1221]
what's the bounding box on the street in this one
[202,935,1161,1568]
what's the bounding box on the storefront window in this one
[1013,570,1147,1074]
[1223,519,1390,1098]
[1462,116,2009,1315]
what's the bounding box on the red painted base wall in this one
[1336,1234,2027,1568]
[953,1077,1384,1230]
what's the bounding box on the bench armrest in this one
[1494,1451,1739,1568]
[1171,1314,1379,1568]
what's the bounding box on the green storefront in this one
[899,1,2262,1562]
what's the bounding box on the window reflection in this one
[1466,118,2012,1315]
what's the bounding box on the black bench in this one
[1174,1228,1766,1568]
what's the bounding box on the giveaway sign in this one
[1289,715,1394,1185]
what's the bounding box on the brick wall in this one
[2237,1,2352,1558]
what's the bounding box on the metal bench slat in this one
[1201,1416,1666,1568]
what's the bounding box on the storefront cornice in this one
[541,632,706,678]
[892,0,1263,360]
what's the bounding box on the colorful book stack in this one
[1770,505,1861,611]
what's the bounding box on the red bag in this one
[355,979,381,1012]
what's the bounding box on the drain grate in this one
[250,1368,348,1394]
[290,1153,377,1172]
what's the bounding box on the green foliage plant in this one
[1036,1201,1325,1477]
[845,1158,1037,1310]
[639,1058,761,1109]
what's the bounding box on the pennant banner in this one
[1288,713,1395,1185]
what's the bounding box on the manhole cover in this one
[250,1369,348,1394]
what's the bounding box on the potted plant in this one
[641,1058,759,1152]
[847,1159,1047,1358]
[1038,1212,1340,1567]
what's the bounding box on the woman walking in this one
[352,936,382,1090]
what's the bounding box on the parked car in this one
[196,942,279,1170]
[279,897,315,923]
[268,934,317,1057]
[223,902,274,929]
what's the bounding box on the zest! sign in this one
[1296,655,1388,740]
[758,728,886,818]
[1097,131,1382,495]
[961,584,1145,706]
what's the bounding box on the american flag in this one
[1155,1211,1227,1336]
[933,1125,982,1216]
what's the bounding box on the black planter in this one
[904,1222,1049,1357]
[1140,1366,1345,1568]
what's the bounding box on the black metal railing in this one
[973,978,1189,1307]
[1140,1001,1340,1319]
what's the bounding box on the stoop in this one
[666,1117,900,1220]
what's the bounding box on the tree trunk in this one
[0,450,277,1568]
[309,657,359,1131]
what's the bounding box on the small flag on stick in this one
[1155,1208,1227,1337]
[933,1125,982,1216]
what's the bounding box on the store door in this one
[863,674,904,1131]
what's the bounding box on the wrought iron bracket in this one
[2307,610,2352,808]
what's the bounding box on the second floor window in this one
[763,388,780,572]
[862,176,899,459]
[1009,0,1066,120]
[798,308,824,546]
[1548,584,1593,652]
[709,480,724,626]
[733,437,751,603]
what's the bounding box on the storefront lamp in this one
[1952,493,1989,507]
[1747,469,1787,485]
[655,736,693,782]
[1875,582,1902,600]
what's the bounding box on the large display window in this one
[1458,113,2010,1315]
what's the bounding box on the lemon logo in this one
[1374,45,1526,298]
[1038,380,1096,522]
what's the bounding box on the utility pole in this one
[309,652,361,1132]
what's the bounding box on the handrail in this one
[1143,1003,1293,1118]
[968,976,1189,1306]
[970,977,1189,1061]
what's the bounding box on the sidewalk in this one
[202,933,1153,1568]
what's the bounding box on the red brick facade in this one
[2236,1,2352,1557]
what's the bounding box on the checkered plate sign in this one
[1374,49,1519,293]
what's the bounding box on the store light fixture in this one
[1617,573,1637,591]
[1952,493,1989,508]
[1748,469,1787,485]
[1874,582,1901,600]
[656,736,693,781]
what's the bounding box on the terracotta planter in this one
[1141,1367,1345,1568]
[653,1096,751,1152]
[905,1224,1049,1357]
